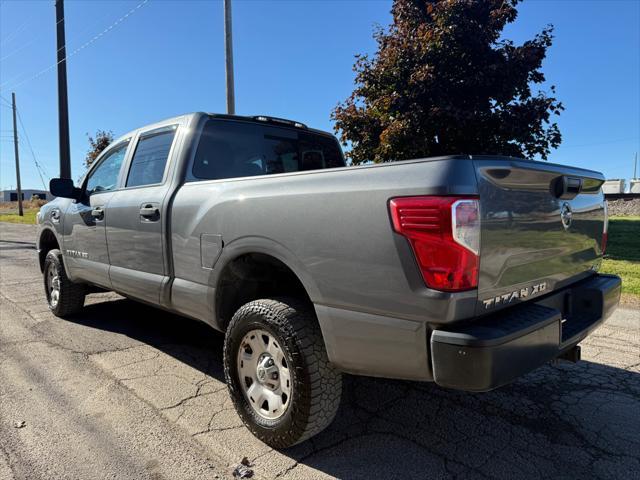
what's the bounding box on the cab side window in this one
[125,128,176,187]
[85,143,128,195]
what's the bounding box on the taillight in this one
[602,201,608,255]
[389,196,480,292]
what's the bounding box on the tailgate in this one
[473,157,606,316]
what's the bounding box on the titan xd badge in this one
[482,282,547,309]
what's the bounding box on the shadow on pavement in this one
[0,239,36,250]
[70,298,227,383]
[68,297,640,479]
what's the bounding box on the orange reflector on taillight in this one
[602,201,609,255]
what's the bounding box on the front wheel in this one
[223,298,342,448]
[43,249,86,317]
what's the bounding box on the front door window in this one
[85,143,128,195]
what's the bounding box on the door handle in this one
[91,207,104,220]
[139,205,160,219]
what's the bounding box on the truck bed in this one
[170,154,606,329]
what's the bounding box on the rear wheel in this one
[224,298,342,448]
[43,249,86,317]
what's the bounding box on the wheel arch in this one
[38,227,61,272]
[212,240,321,331]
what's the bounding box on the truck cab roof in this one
[111,112,335,149]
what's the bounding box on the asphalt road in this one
[1,222,639,480]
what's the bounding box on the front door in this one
[61,140,130,288]
[106,126,178,304]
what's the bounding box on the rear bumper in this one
[431,274,622,392]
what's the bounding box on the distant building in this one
[0,189,51,202]
[602,179,625,195]
[602,178,640,195]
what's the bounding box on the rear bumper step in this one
[430,274,621,392]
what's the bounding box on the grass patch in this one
[0,209,39,224]
[605,216,640,262]
[601,216,640,299]
[0,200,46,225]
[601,259,640,295]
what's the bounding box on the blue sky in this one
[0,0,638,190]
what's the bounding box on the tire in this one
[43,249,86,317]
[224,297,342,448]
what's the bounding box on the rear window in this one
[187,119,345,181]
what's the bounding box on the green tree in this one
[85,130,114,167]
[332,0,563,164]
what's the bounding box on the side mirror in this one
[50,178,83,201]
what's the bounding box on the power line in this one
[0,90,50,189]
[0,16,66,63]
[16,108,49,190]
[0,0,150,91]
[0,19,31,47]
[1,12,123,66]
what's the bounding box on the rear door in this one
[62,140,130,287]
[473,157,606,315]
[106,124,179,304]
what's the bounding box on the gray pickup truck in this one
[38,112,621,448]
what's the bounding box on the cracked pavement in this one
[1,222,639,479]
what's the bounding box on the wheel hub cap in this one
[237,329,292,420]
[47,263,60,308]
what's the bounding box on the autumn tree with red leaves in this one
[85,130,114,168]
[332,0,563,164]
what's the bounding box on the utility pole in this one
[634,152,637,179]
[11,92,23,217]
[224,0,235,115]
[55,0,72,179]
